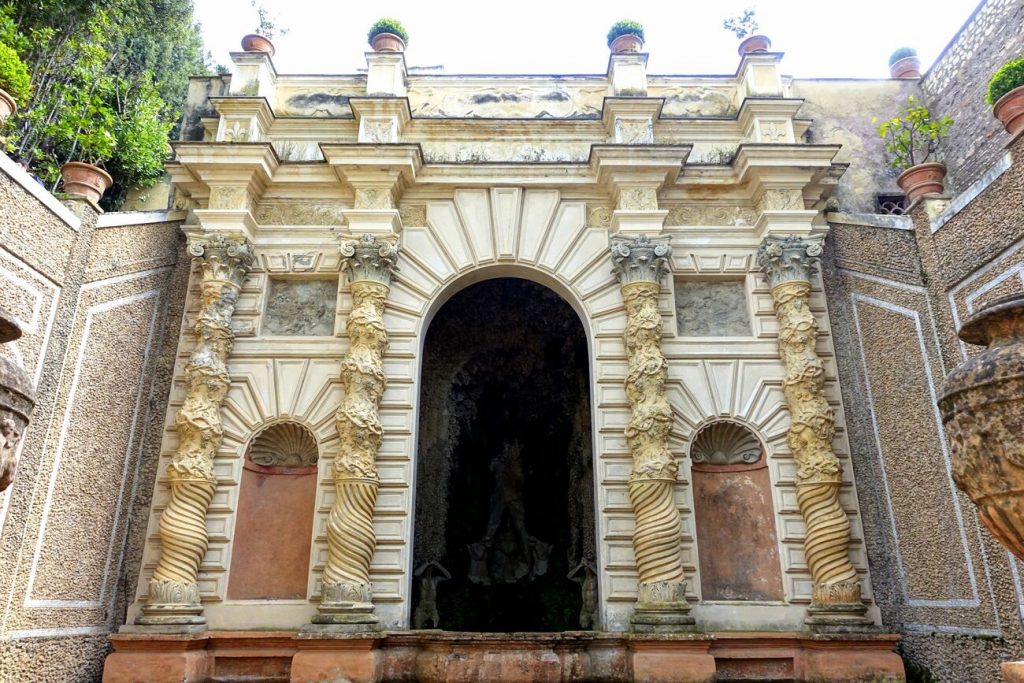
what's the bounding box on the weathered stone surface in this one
[674,280,751,337]
[262,278,337,336]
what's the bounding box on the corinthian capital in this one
[610,234,672,286]
[187,233,255,286]
[757,235,823,289]
[340,234,400,286]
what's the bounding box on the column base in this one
[103,632,212,683]
[135,579,206,628]
[629,635,716,683]
[804,602,875,633]
[630,604,698,633]
[291,633,383,683]
[311,581,380,630]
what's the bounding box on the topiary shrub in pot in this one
[888,47,921,79]
[0,43,30,125]
[874,96,953,203]
[987,57,1024,135]
[368,18,408,53]
[606,20,645,53]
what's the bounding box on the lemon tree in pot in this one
[0,43,29,127]
[368,18,408,53]
[875,96,953,203]
[606,20,645,54]
[724,8,771,55]
[987,57,1024,135]
[56,84,117,204]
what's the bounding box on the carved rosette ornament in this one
[138,233,254,627]
[610,235,694,631]
[313,234,399,628]
[757,235,870,629]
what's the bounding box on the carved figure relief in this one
[361,117,396,143]
[758,189,804,213]
[398,204,427,227]
[675,280,752,337]
[587,205,613,228]
[666,205,756,227]
[255,202,345,226]
[410,85,605,118]
[757,235,868,626]
[139,233,254,626]
[262,279,338,337]
[315,235,399,626]
[615,117,654,144]
[0,418,21,491]
[354,188,393,210]
[568,554,599,629]
[618,188,659,212]
[208,186,251,211]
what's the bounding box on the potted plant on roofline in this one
[888,47,921,79]
[724,9,770,56]
[874,96,953,203]
[241,2,287,57]
[368,18,409,53]
[987,57,1024,135]
[606,20,645,54]
[0,43,30,127]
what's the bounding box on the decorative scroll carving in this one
[665,205,756,227]
[255,202,345,226]
[138,233,253,627]
[615,117,654,144]
[362,117,396,143]
[690,421,762,465]
[398,204,427,227]
[314,234,398,628]
[618,187,659,211]
[248,422,320,468]
[610,234,693,631]
[222,120,251,143]
[208,186,251,211]
[587,204,613,228]
[757,189,804,214]
[757,235,869,628]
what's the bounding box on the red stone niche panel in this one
[690,422,784,601]
[228,455,318,600]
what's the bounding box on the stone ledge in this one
[930,151,1013,234]
[825,211,913,231]
[0,151,81,230]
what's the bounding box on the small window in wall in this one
[227,422,319,600]
[689,420,785,602]
[675,280,752,337]
[263,279,337,336]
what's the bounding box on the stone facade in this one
[0,1,1021,681]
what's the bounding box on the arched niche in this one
[227,421,319,600]
[690,419,785,602]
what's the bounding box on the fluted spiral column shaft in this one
[138,233,253,627]
[758,235,869,629]
[611,235,694,632]
[314,234,398,628]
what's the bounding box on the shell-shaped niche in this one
[690,421,762,466]
[247,421,319,468]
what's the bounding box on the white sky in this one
[194,0,982,78]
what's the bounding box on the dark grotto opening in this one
[411,277,597,633]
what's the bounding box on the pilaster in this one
[736,51,784,99]
[607,52,649,96]
[320,144,423,237]
[350,97,412,144]
[365,51,408,97]
[227,51,278,107]
[756,234,871,631]
[591,145,690,234]
[211,96,275,143]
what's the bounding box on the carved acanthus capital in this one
[610,234,672,286]
[188,233,255,286]
[340,234,400,287]
[757,235,823,289]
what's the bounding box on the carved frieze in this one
[665,205,756,227]
[208,186,252,211]
[353,188,393,211]
[615,117,654,144]
[410,84,605,119]
[255,202,345,226]
[757,188,804,214]
[618,187,659,212]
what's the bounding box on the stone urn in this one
[940,293,1024,561]
[0,306,35,492]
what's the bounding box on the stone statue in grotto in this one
[412,561,451,629]
[568,552,599,629]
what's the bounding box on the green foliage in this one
[251,1,287,41]
[0,42,28,106]
[0,0,212,207]
[723,9,758,39]
[888,47,917,66]
[987,56,1024,106]
[606,20,644,48]
[368,18,408,45]
[873,96,953,171]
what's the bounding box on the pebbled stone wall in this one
[0,158,189,683]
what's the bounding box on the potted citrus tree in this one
[888,47,921,79]
[875,96,953,202]
[724,9,770,55]
[59,93,117,203]
[241,2,286,57]
[606,20,645,53]
[987,57,1024,135]
[0,43,30,126]
[368,18,408,53]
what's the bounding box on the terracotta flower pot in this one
[994,85,1024,136]
[60,161,113,204]
[240,33,275,57]
[610,34,644,54]
[0,88,16,126]
[738,35,772,55]
[889,56,921,79]
[371,32,405,53]
[896,161,946,202]
[940,294,1024,561]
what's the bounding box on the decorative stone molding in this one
[690,421,761,466]
[618,187,659,212]
[137,232,254,628]
[248,422,320,468]
[610,234,694,631]
[757,235,869,629]
[587,204,614,228]
[353,187,394,211]
[615,117,654,145]
[208,186,252,211]
[757,188,803,214]
[314,234,398,628]
[398,204,427,227]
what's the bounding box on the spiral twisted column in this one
[757,235,870,630]
[610,235,694,632]
[137,232,253,628]
[313,234,398,629]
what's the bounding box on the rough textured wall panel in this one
[922,0,1024,192]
